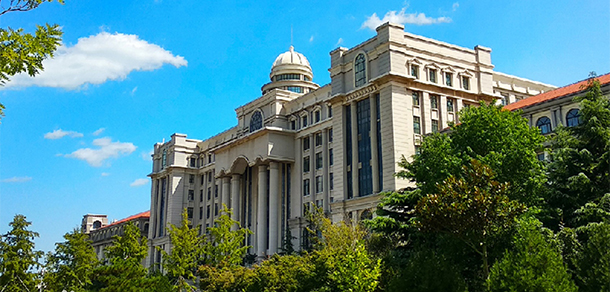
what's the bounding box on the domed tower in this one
[262,46,319,95]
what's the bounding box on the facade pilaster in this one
[256,164,268,257]
[370,95,380,193]
[350,101,359,198]
[222,177,230,210]
[268,162,279,254]
[230,174,241,229]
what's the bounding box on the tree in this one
[546,76,610,228]
[573,222,610,292]
[415,159,526,281]
[45,228,99,292]
[90,222,151,292]
[201,205,251,268]
[0,0,64,120]
[0,214,43,291]
[160,209,203,292]
[488,217,577,292]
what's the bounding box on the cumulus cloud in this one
[130,178,149,187]
[1,176,32,183]
[361,7,452,30]
[44,129,84,140]
[65,137,136,167]
[92,128,106,136]
[4,32,187,90]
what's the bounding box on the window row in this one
[290,105,333,130]
[413,116,440,134]
[303,174,334,196]
[302,129,333,151]
[412,91,456,112]
[303,149,334,173]
[410,64,470,90]
[187,154,215,168]
[535,109,581,135]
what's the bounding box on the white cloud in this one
[44,129,84,140]
[309,35,314,42]
[4,32,187,90]
[130,178,149,187]
[141,149,154,161]
[452,2,459,11]
[101,172,110,177]
[65,137,136,167]
[361,7,452,30]
[1,176,32,183]
[92,128,106,136]
[335,38,344,47]
[130,86,138,96]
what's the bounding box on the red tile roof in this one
[99,211,150,230]
[505,73,610,111]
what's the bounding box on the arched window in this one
[354,54,366,87]
[566,109,581,127]
[92,220,102,229]
[536,116,552,134]
[162,149,167,169]
[249,111,263,132]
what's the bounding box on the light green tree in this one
[0,214,43,291]
[201,205,251,268]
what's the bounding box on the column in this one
[268,162,279,255]
[322,128,330,212]
[350,101,359,198]
[370,96,380,193]
[456,98,463,124]
[222,177,230,211]
[231,174,241,229]
[440,95,448,130]
[309,134,315,204]
[256,165,268,257]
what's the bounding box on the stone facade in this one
[147,22,555,267]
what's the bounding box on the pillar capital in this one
[269,161,279,170]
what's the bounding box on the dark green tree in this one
[546,76,610,228]
[574,222,610,292]
[45,228,99,292]
[160,209,203,292]
[0,214,43,291]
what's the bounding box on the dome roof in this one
[272,46,311,69]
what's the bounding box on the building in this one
[147,22,555,266]
[87,211,150,262]
[81,214,108,234]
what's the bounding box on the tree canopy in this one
[0,214,42,291]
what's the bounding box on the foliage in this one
[160,209,203,292]
[249,254,317,292]
[488,217,577,291]
[45,228,99,292]
[415,159,526,279]
[573,222,610,292]
[202,205,252,268]
[90,222,151,292]
[546,76,610,228]
[199,265,255,292]
[0,214,43,291]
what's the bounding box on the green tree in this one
[0,214,43,291]
[160,209,203,292]
[0,0,64,120]
[45,228,99,292]
[546,76,610,228]
[574,222,610,292]
[90,222,150,292]
[201,205,251,268]
[488,217,577,292]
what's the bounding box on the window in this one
[432,120,439,133]
[189,174,194,184]
[329,149,334,166]
[303,156,310,173]
[207,187,211,200]
[462,76,470,90]
[315,176,323,193]
[303,137,310,151]
[290,119,296,130]
[249,111,263,133]
[208,154,212,164]
[536,116,552,134]
[329,173,334,190]
[162,149,167,169]
[566,109,581,127]
[188,190,194,201]
[214,203,218,216]
[303,179,310,196]
[537,153,545,161]
[187,207,193,219]
[315,132,322,146]
[501,93,509,106]
[412,91,420,106]
[415,146,421,155]
[413,116,421,134]
[275,73,300,81]
[190,158,196,167]
[429,69,437,83]
[316,199,323,208]
[200,175,204,185]
[208,172,212,182]
[206,205,211,219]
[200,190,203,202]
[302,115,308,127]
[199,207,203,220]
[411,65,419,79]
[328,128,333,142]
[316,152,323,169]
[447,98,455,112]
[354,54,366,87]
[445,73,452,87]
[214,185,218,198]
[314,110,321,123]
[328,105,333,117]
[430,95,439,109]
[287,86,303,93]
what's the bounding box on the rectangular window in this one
[214,203,218,216]
[462,76,470,90]
[329,173,334,190]
[214,185,218,198]
[303,156,310,173]
[316,199,323,208]
[415,146,421,155]
[188,190,194,201]
[432,120,439,133]
[291,120,296,130]
[189,174,194,184]
[411,65,419,78]
[414,116,421,134]
[328,105,333,118]
[187,207,193,219]
[200,190,203,202]
[190,158,196,167]
[315,111,321,123]
[537,153,545,161]
[315,176,323,193]
[206,205,211,219]
[200,175,204,185]
[316,152,323,169]
[303,202,311,214]
[445,73,452,87]
[207,187,211,200]
[429,69,437,83]
[315,132,322,147]
[447,98,455,112]
[430,95,439,109]
[208,172,212,182]
[199,207,203,220]
[302,115,308,127]
[303,137,310,151]
[329,149,333,166]
[412,91,420,106]
[328,128,333,142]
[303,179,310,196]
[208,154,212,164]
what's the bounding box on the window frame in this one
[536,116,552,134]
[354,53,367,87]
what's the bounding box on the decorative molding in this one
[345,84,378,103]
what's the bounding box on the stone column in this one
[231,174,241,230]
[322,128,329,212]
[456,98,463,124]
[222,177,230,211]
[268,162,279,255]
[350,101,359,198]
[256,165,268,257]
[370,96,380,193]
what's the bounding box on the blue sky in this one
[1,0,608,252]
